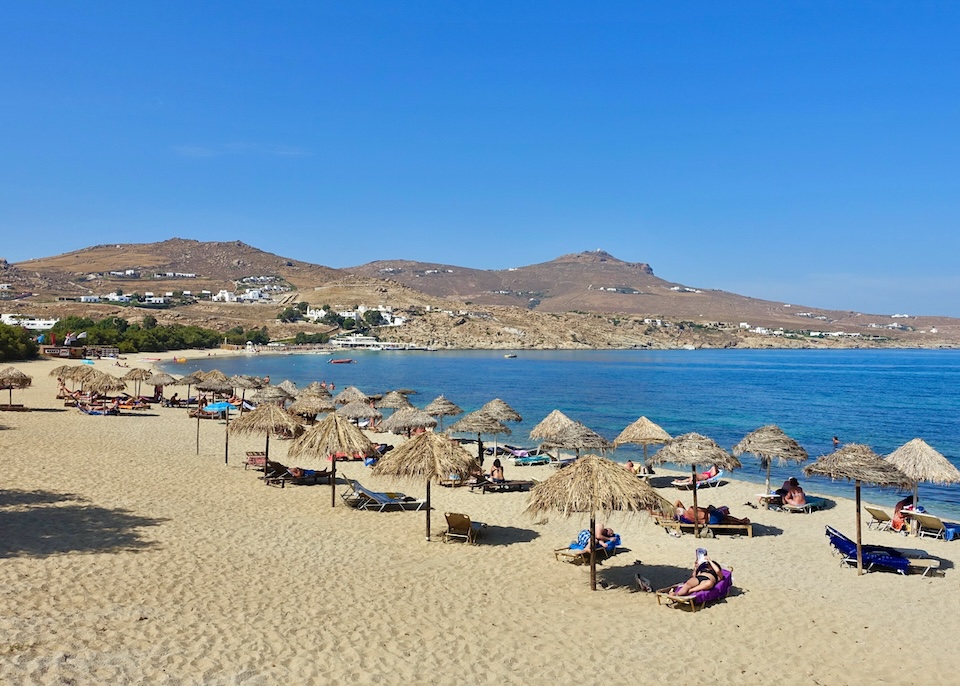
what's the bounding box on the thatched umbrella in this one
[0,367,32,406]
[288,394,335,422]
[334,386,368,405]
[229,375,263,411]
[229,403,303,463]
[805,444,910,575]
[732,425,809,494]
[424,395,462,430]
[376,390,414,411]
[278,379,298,396]
[650,432,742,538]
[202,369,228,384]
[541,420,611,467]
[146,372,177,401]
[49,364,75,380]
[288,412,377,507]
[530,409,576,447]
[252,385,292,406]
[69,364,100,390]
[613,416,671,468]
[336,400,383,425]
[122,368,153,398]
[526,453,663,591]
[886,438,960,526]
[372,431,478,540]
[480,398,522,423]
[173,370,205,405]
[447,411,511,466]
[302,381,332,397]
[195,377,235,456]
[84,372,127,397]
[380,407,438,435]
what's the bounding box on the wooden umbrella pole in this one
[264,432,270,461]
[855,481,863,576]
[589,512,597,591]
[691,464,700,539]
[196,413,200,455]
[224,411,229,465]
[425,480,431,541]
[331,454,337,508]
[765,462,771,496]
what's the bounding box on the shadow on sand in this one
[478,525,539,546]
[0,489,166,558]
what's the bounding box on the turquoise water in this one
[166,349,960,515]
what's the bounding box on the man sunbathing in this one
[674,501,750,526]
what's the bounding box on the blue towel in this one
[944,522,960,541]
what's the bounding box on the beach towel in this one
[672,568,733,605]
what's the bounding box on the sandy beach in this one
[1,353,957,685]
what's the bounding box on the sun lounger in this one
[672,470,724,490]
[244,452,267,470]
[554,532,620,564]
[511,455,551,467]
[189,408,220,419]
[474,479,536,494]
[652,512,753,537]
[782,497,826,514]
[78,405,119,416]
[824,526,941,577]
[265,468,331,488]
[0,404,28,412]
[911,513,960,541]
[342,480,426,511]
[864,506,894,532]
[656,567,733,612]
[442,512,486,544]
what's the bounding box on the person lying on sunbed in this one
[674,501,750,525]
[669,548,724,598]
[572,526,620,553]
[672,465,719,487]
[288,467,327,479]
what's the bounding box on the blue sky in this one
[2,3,958,315]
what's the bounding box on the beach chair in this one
[265,468,331,488]
[554,530,620,564]
[656,567,733,612]
[782,497,826,514]
[244,451,267,470]
[442,512,485,544]
[672,470,724,490]
[912,513,960,541]
[864,506,894,532]
[478,479,536,494]
[824,526,941,577]
[343,480,426,511]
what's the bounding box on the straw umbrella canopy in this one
[122,368,153,398]
[288,393,335,422]
[446,410,511,466]
[146,372,177,400]
[530,409,576,441]
[613,416,672,467]
[805,444,911,575]
[479,398,522,423]
[376,390,414,410]
[526,453,664,591]
[424,395,462,430]
[288,412,377,507]
[252,385,292,406]
[372,431,479,540]
[886,438,960,518]
[0,367,32,406]
[49,364,75,380]
[68,364,100,389]
[302,381,332,397]
[229,375,263,411]
[278,379,298,396]
[173,370,205,405]
[334,386,368,405]
[229,403,303,462]
[380,407,438,434]
[732,425,809,494]
[84,372,127,396]
[650,433,742,538]
[541,420,611,460]
[336,400,383,424]
[201,369,228,384]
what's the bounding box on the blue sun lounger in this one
[824,526,940,577]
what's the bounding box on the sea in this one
[163,348,960,516]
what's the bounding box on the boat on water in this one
[504,353,517,358]
[329,358,356,364]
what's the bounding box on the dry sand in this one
[1,353,957,685]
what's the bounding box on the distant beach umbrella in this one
[84,372,127,396]
[122,368,153,398]
[288,394,335,422]
[541,420,611,459]
[613,416,671,468]
[447,411,511,466]
[479,398,522,423]
[229,375,263,411]
[0,367,32,406]
[49,364,75,379]
[301,381,332,398]
[288,412,377,507]
[252,385,292,405]
[334,386,368,405]
[146,372,177,400]
[278,379,298,396]
[174,370,205,407]
[732,425,808,494]
[229,403,303,463]
[805,444,911,575]
[530,409,576,442]
[526,454,663,591]
[424,395,462,431]
[376,390,413,410]
[886,438,960,522]
[379,407,438,435]
[650,433,742,538]
[373,431,478,541]
[335,400,383,423]
[201,369,228,384]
